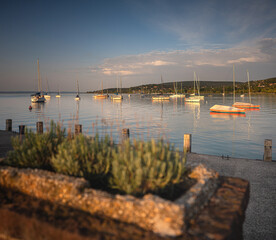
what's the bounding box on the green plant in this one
[109,138,186,197]
[5,121,66,169]
[51,134,112,187]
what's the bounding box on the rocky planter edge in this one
[0,164,219,237]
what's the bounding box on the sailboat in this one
[94,79,108,99]
[152,75,170,101]
[44,77,51,99]
[185,72,201,102]
[111,76,123,100]
[170,82,185,98]
[56,87,61,98]
[232,70,260,109]
[210,65,245,114]
[31,58,46,103]
[75,79,80,101]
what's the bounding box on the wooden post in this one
[264,139,272,162]
[75,124,82,135]
[184,134,192,153]
[6,119,12,131]
[36,121,43,134]
[19,125,25,135]
[122,128,130,140]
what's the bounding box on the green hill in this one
[88,77,276,94]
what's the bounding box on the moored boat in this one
[111,94,123,100]
[75,80,81,101]
[185,96,200,102]
[170,94,185,98]
[152,95,170,101]
[94,79,108,99]
[94,94,108,99]
[31,92,46,103]
[31,59,46,103]
[210,105,246,114]
[232,102,260,109]
[232,70,260,109]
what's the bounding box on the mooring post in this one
[264,139,272,162]
[122,128,130,140]
[183,134,192,153]
[19,125,25,135]
[36,121,43,134]
[75,124,82,135]
[6,119,12,131]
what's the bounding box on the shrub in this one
[109,139,186,197]
[51,134,112,187]
[5,121,66,169]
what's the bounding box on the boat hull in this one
[232,102,260,109]
[31,96,46,103]
[152,96,170,101]
[210,105,245,114]
[94,95,108,99]
[185,97,200,102]
[170,94,185,98]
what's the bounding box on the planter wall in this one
[0,164,219,237]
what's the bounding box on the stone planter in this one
[0,164,219,237]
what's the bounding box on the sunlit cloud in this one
[88,38,276,86]
[144,60,176,66]
[228,57,261,64]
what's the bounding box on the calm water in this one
[0,93,275,160]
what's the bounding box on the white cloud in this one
[89,38,276,86]
[144,60,175,66]
[228,57,261,64]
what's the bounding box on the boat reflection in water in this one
[210,112,246,119]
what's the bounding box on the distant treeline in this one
[88,77,276,94]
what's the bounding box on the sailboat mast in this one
[37,58,41,93]
[161,74,163,94]
[193,72,196,94]
[77,79,79,95]
[197,76,200,96]
[116,76,119,94]
[101,79,103,95]
[247,70,251,104]
[233,64,235,104]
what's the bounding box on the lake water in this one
[0,93,275,160]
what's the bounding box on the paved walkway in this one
[186,153,276,240]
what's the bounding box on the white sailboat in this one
[111,76,123,100]
[170,82,185,98]
[75,79,80,101]
[232,70,260,109]
[185,72,202,102]
[31,58,46,103]
[152,75,170,101]
[94,79,109,99]
[44,77,51,99]
[210,65,246,114]
[56,87,61,98]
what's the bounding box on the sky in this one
[0,0,276,91]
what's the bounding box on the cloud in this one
[144,60,176,66]
[88,38,276,86]
[133,0,276,48]
[228,57,261,64]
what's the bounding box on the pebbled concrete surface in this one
[186,153,276,240]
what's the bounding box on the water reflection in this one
[210,112,246,119]
[0,93,275,160]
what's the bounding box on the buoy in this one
[29,105,32,110]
